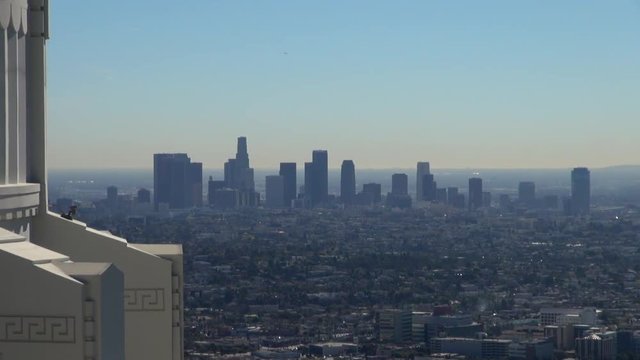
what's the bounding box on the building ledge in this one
[129,244,183,257]
[0,183,40,220]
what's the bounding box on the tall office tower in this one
[154,153,202,209]
[235,137,254,191]
[190,162,203,207]
[571,167,591,215]
[468,177,483,210]
[0,4,183,359]
[137,188,151,203]
[154,153,190,209]
[518,181,536,207]
[107,185,118,207]
[279,162,297,207]
[310,150,329,206]
[224,158,237,187]
[340,160,356,205]
[447,187,459,206]
[207,177,225,206]
[265,175,285,208]
[416,162,431,201]
[304,162,313,204]
[362,183,382,204]
[436,188,448,203]
[388,174,411,208]
[236,136,249,168]
[223,137,257,206]
[422,174,436,201]
[391,173,409,195]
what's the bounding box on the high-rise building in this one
[388,174,411,208]
[265,175,285,208]
[436,188,448,203]
[392,173,409,195]
[0,4,183,359]
[422,174,436,201]
[575,332,617,360]
[279,162,297,208]
[224,158,237,187]
[154,153,201,210]
[362,183,382,205]
[207,177,225,206]
[571,167,590,215]
[190,162,203,207]
[137,188,151,203]
[304,151,328,207]
[236,136,249,168]
[416,162,431,201]
[468,177,483,210]
[378,309,413,343]
[107,185,118,208]
[304,162,313,201]
[223,137,257,206]
[518,181,536,207]
[340,160,356,205]
[310,150,328,206]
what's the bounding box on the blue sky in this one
[47,1,640,169]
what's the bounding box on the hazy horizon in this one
[48,164,640,171]
[48,1,640,169]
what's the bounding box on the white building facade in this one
[0,1,184,359]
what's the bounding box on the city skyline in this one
[46,1,640,169]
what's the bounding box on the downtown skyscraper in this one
[265,175,285,208]
[305,150,328,207]
[340,160,356,205]
[571,167,591,215]
[153,153,203,209]
[279,162,297,208]
[416,162,430,201]
[468,177,483,211]
[224,137,258,206]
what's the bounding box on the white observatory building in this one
[0,1,184,359]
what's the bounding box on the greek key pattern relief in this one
[124,288,165,311]
[0,316,75,343]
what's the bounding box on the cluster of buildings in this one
[127,136,593,217]
[371,307,624,360]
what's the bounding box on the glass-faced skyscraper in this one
[391,173,409,195]
[223,137,258,206]
[306,150,328,206]
[518,181,536,207]
[154,153,202,209]
[340,160,356,205]
[468,177,483,211]
[571,167,591,215]
[279,162,297,207]
[416,162,430,201]
[265,175,285,208]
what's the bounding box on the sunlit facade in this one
[0,1,183,359]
